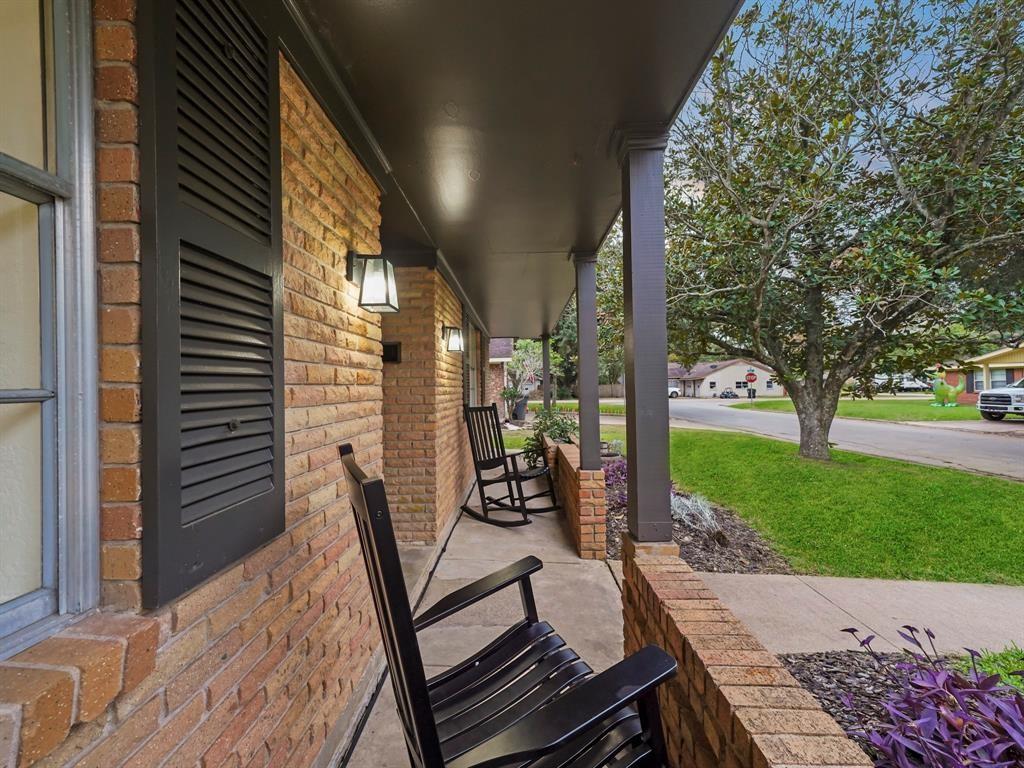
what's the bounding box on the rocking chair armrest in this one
[448,646,677,768]
[413,556,543,631]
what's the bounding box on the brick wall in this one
[434,276,473,537]
[0,46,388,768]
[95,0,144,611]
[381,267,439,541]
[622,544,871,768]
[380,269,474,543]
[550,441,606,560]
[487,363,507,419]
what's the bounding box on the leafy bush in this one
[500,386,521,420]
[842,626,1024,767]
[523,409,579,467]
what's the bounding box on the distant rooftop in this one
[489,338,514,361]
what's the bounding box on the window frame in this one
[0,0,98,657]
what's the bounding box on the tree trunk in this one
[790,386,838,461]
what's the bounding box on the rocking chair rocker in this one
[462,403,559,528]
[339,443,677,768]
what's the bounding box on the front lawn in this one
[733,397,985,421]
[502,425,627,452]
[669,430,1024,585]
[526,401,627,416]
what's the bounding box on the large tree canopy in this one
[666,0,1024,458]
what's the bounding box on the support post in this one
[574,251,602,471]
[618,128,672,542]
[542,333,552,410]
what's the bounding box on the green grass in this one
[953,645,1024,691]
[733,397,985,421]
[668,430,1024,585]
[502,426,627,451]
[526,401,627,416]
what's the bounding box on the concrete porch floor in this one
[347,488,622,768]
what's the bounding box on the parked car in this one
[719,388,739,399]
[977,378,1024,421]
[668,386,680,398]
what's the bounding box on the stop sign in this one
[745,371,757,383]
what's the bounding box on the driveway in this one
[662,399,1024,480]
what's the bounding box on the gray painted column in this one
[573,252,602,470]
[542,333,552,410]
[619,129,672,541]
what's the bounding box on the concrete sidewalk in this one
[698,571,1024,655]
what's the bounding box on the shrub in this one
[523,409,578,467]
[604,457,628,509]
[842,626,1024,767]
[670,493,721,535]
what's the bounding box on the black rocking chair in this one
[340,443,677,768]
[463,403,558,528]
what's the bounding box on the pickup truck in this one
[977,378,1024,421]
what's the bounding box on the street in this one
[662,399,1024,480]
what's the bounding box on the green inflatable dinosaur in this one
[930,369,965,407]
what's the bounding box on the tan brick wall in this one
[486,362,507,419]
[550,441,606,560]
[0,46,388,768]
[95,0,143,611]
[434,275,473,537]
[380,269,473,542]
[381,267,439,541]
[622,545,871,768]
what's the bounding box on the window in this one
[990,369,1010,389]
[767,379,776,390]
[708,381,716,389]
[1,0,97,653]
[972,370,985,391]
[735,381,748,389]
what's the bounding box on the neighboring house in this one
[941,347,1024,403]
[668,359,783,398]
[488,337,515,418]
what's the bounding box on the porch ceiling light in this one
[442,325,464,353]
[347,253,399,313]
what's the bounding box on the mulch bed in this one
[604,497,793,574]
[781,651,902,758]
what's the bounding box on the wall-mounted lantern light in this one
[442,325,464,352]
[346,253,399,313]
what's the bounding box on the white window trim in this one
[0,0,98,657]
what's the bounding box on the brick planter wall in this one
[622,543,872,768]
[548,439,607,560]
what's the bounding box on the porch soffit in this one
[293,0,742,337]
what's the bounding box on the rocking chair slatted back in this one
[465,404,509,470]
[339,444,444,768]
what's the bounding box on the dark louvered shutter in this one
[140,0,284,607]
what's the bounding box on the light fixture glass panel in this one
[357,256,399,313]
[445,327,464,352]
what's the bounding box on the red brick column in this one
[549,440,607,560]
[622,542,871,768]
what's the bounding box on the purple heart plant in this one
[841,626,1024,767]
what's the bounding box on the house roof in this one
[489,337,514,362]
[668,359,773,381]
[942,346,1024,369]
[293,0,742,337]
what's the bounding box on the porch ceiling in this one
[294,0,740,337]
